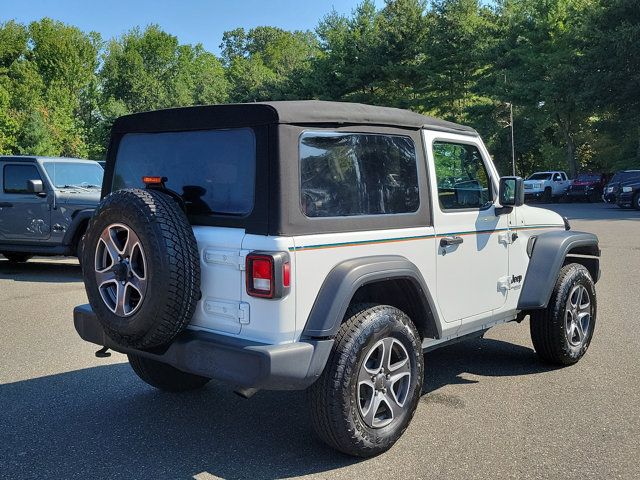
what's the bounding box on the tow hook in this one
[95,346,111,358]
[234,386,259,399]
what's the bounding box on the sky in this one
[1,0,384,54]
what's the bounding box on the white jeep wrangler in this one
[74,101,600,457]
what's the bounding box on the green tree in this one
[101,25,228,112]
[581,0,640,166]
[221,26,318,101]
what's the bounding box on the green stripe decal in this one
[289,224,563,252]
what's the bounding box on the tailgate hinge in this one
[204,300,251,325]
[203,249,247,270]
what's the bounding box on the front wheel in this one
[308,304,424,457]
[530,263,596,365]
[634,192,640,211]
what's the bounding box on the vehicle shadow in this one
[422,337,553,395]
[0,258,82,283]
[0,338,552,480]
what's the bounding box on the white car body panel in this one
[188,129,566,348]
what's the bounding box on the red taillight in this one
[245,252,290,299]
[282,262,291,288]
[246,254,274,298]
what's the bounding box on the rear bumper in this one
[73,304,333,390]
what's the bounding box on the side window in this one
[561,173,567,181]
[554,173,562,181]
[300,132,420,217]
[432,141,493,210]
[3,164,42,194]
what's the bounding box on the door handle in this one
[0,202,13,207]
[440,236,463,247]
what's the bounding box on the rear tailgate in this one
[189,226,247,335]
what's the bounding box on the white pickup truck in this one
[524,171,571,202]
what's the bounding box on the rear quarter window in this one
[113,128,256,216]
[299,132,420,217]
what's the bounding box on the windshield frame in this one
[527,173,552,181]
[611,171,640,183]
[42,161,104,190]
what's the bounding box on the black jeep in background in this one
[615,176,640,210]
[603,169,640,205]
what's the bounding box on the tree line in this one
[0,0,638,177]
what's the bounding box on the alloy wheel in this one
[94,223,147,317]
[565,284,591,348]
[357,337,412,429]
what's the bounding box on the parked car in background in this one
[524,171,571,202]
[564,172,606,203]
[615,176,640,210]
[603,169,640,204]
[0,156,103,263]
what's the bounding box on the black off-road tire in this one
[2,252,32,263]
[128,354,210,392]
[530,263,596,366]
[82,188,200,350]
[308,304,424,457]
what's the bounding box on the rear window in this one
[113,128,256,215]
[576,174,601,182]
[300,132,419,217]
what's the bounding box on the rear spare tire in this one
[82,188,200,350]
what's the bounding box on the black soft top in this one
[111,100,477,136]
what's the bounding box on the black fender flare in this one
[518,230,600,310]
[62,208,95,247]
[301,255,440,338]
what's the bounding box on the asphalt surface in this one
[1,203,638,480]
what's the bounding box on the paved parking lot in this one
[1,203,638,480]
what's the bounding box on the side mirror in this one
[27,179,45,196]
[499,176,524,207]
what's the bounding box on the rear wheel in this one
[128,354,210,392]
[530,263,596,365]
[1,252,33,263]
[309,304,424,457]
